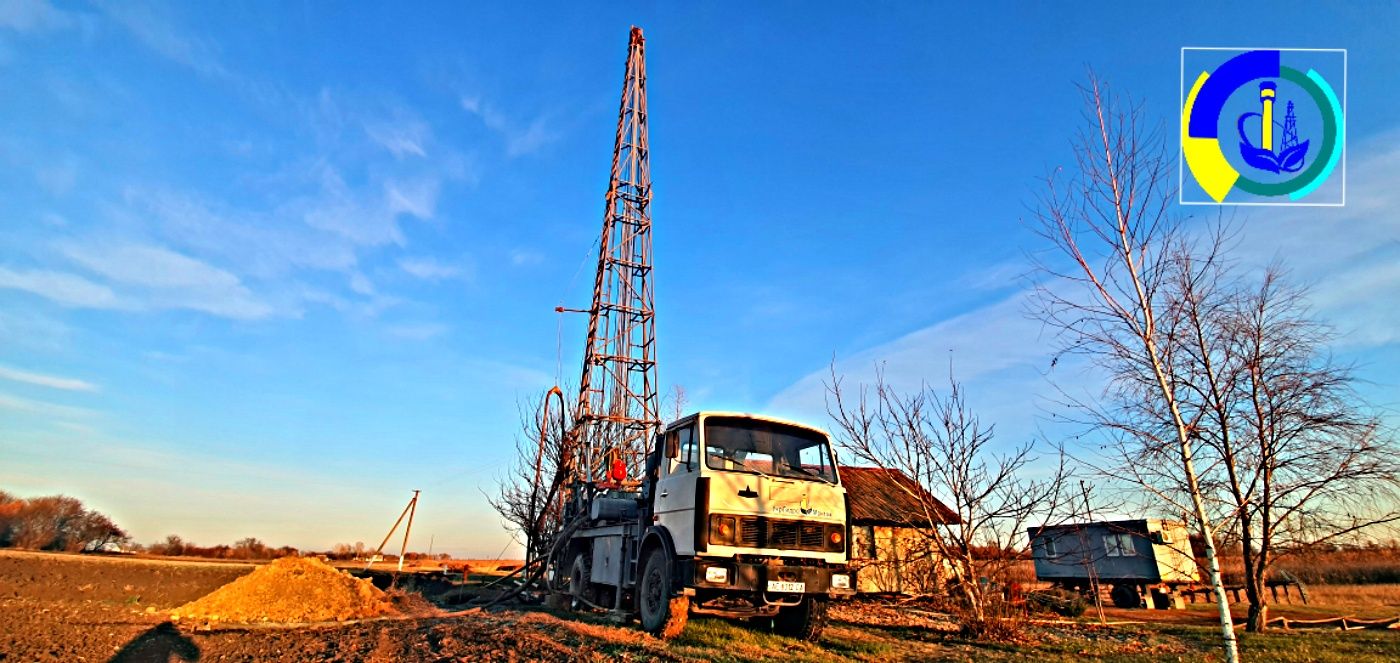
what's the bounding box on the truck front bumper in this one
[690,558,856,598]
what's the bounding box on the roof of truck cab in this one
[664,411,833,438]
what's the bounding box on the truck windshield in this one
[703,417,837,483]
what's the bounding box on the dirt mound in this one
[171,556,398,624]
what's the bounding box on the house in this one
[840,466,959,594]
[1027,519,1199,608]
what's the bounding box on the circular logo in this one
[1182,50,1344,203]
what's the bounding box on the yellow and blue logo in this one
[1181,49,1345,205]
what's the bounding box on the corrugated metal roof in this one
[840,466,959,527]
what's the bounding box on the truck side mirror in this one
[664,432,678,458]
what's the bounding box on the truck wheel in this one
[773,596,828,641]
[569,551,592,610]
[1110,583,1144,609]
[638,547,689,638]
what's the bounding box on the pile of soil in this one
[171,556,398,624]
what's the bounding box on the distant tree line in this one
[0,490,128,552]
[2,488,455,562]
[145,534,298,560]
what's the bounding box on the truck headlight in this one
[826,524,845,552]
[709,515,736,546]
[831,573,850,590]
[704,566,729,584]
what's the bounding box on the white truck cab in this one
[564,411,852,640]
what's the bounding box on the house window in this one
[1104,532,1136,557]
[1043,537,1058,557]
[852,525,876,559]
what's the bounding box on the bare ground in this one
[3,549,1399,662]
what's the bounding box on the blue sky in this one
[2,1,1397,557]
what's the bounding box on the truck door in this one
[654,425,698,555]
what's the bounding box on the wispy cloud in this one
[1229,130,1400,349]
[95,0,227,78]
[0,265,123,308]
[0,0,77,33]
[385,322,449,341]
[398,256,468,281]
[765,292,1060,445]
[57,240,275,320]
[364,118,429,159]
[461,95,560,157]
[132,187,359,278]
[509,249,544,267]
[0,364,98,392]
[0,391,97,419]
[300,166,440,248]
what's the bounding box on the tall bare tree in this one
[1028,75,1240,660]
[826,366,1070,636]
[1155,259,1400,631]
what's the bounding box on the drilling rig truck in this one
[554,411,853,640]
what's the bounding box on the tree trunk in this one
[1239,519,1268,632]
[1247,601,1269,632]
[1187,489,1240,661]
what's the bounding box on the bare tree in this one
[826,365,1070,637]
[1028,75,1239,660]
[1157,260,1400,631]
[489,386,575,568]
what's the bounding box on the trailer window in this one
[703,417,836,483]
[1104,532,1136,557]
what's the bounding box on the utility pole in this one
[1078,481,1106,623]
[397,490,420,576]
[367,490,421,583]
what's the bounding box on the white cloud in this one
[35,156,78,195]
[62,241,241,290]
[398,256,467,281]
[96,0,227,78]
[348,271,375,296]
[0,364,98,392]
[0,265,123,308]
[1229,129,1400,349]
[0,392,96,419]
[385,322,449,341]
[765,292,1061,445]
[509,249,544,267]
[385,178,438,219]
[461,95,559,157]
[364,120,428,159]
[300,167,439,247]
[0,0,75,32]
[53,240,274,320]
[765,131,1400,448]
[132,187,359,278]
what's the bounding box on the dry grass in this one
[1302,583,1400,608]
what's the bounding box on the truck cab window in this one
[678,426,696,471]
[703,416,837,483]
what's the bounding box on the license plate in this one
[767,580,805,593]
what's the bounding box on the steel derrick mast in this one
[573,26,659,485]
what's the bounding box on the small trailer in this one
[1027,519,1199,609]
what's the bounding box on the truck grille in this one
[738,517,763,547]
[730,516,829,552]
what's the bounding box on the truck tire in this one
[1110,583,1144,609]
[772,596,828,641]
[569,551,592,610]
[638,547,689,638]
